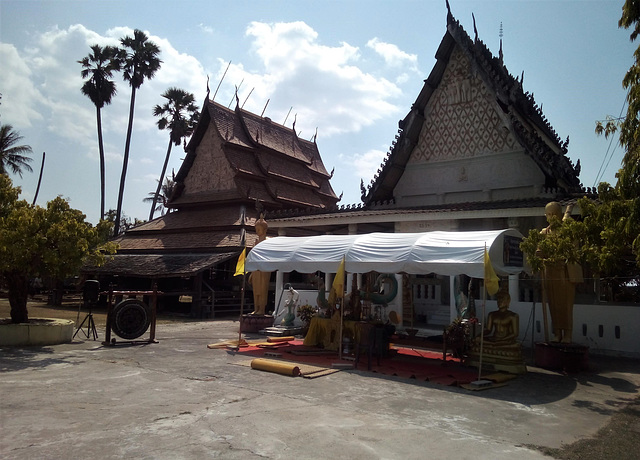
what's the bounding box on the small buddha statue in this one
[468,290,527,374]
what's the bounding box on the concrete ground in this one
[1,319,639,460]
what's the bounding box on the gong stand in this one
[102,287,163,346]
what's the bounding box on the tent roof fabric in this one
[245,229,526,278]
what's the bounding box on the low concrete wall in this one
[511,302,640,358]
[0,318,75,347]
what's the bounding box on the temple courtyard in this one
[1,305,640,459]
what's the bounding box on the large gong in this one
[111,299,151,340]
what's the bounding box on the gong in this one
[111,299,151,340]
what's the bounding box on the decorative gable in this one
[364,10,583,207]
[410,45,518,164]
[183,121,236,194]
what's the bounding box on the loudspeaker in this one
[83,280,100,304]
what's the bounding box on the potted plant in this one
[296,304,317,335]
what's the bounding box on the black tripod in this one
[74,280,99,340]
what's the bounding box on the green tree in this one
[592,0,640,267]
[104,208,145,237]
[144,174,176,217]
[114,29,162,236]
[149,87,199,220]
[0,123,33,177]
[78,44,121,221]
[525,1,640,302]
[0,175,117,323]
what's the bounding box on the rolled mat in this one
[266,336,295,343]
[251,358,300,377]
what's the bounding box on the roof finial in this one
[261,98,270,117]
[473,13,478,42]
[499,22,504,65]
[283,106,293,125]
[211,60,231,103]
[446,0,453,25]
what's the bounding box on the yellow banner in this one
[234,248,246,276]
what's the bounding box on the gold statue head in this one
[544,201,562,223]
[497,290,511,308]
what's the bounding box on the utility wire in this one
[594,92,628,187]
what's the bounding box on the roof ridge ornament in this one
[472,13,478,42]
[499,22,504,65]
[446,0,454,25]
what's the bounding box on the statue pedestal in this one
[535,342,589,373]
[240,314,274,333]
[467,346,528,375]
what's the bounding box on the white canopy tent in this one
[245,229,527,278]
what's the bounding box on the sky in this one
[0,0,635,225]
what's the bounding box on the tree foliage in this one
[0,123,33,177]
[114,29,162,236]
[144,174,176,217]
[588,1,640,274]
[149,87,198,220]
[78,44,121,221]
[0,175,117,323]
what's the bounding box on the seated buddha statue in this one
[468,290,527,374]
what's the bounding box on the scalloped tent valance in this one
[245,229,528,279]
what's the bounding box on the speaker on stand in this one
[74,280,100,340]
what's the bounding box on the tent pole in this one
[477,243,487,382]
[477,279,486,382]
[238,273,246,344]
[339,293,344,359]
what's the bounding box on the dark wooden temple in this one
[85,99,339,317]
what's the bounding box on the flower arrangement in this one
[296,304,317,328]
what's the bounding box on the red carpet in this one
[223,339,478,387]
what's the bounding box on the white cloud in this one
[348,148,388,182]
[198,23,214,34]
[366,37,418,69]
[0,43,44,128]
[228,21,403,138]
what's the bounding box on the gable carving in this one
[409,46,518,164]
[183,127,236,194]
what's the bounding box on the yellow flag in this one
[234,248,246,276]
[328,256,345,306]
[484,248,499,296]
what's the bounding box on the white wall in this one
[509,301,640,358]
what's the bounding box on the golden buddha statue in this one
[467,290,527,374]
[540,201,582,344]
[248,215,271,315]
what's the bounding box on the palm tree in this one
[149,87,199,220]
[113,29,162,235]
[0,123,33,177]
[144,174,176,217]
[78,44,121,221]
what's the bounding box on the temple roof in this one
[172,99,338,211]
[363,8,583,204]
